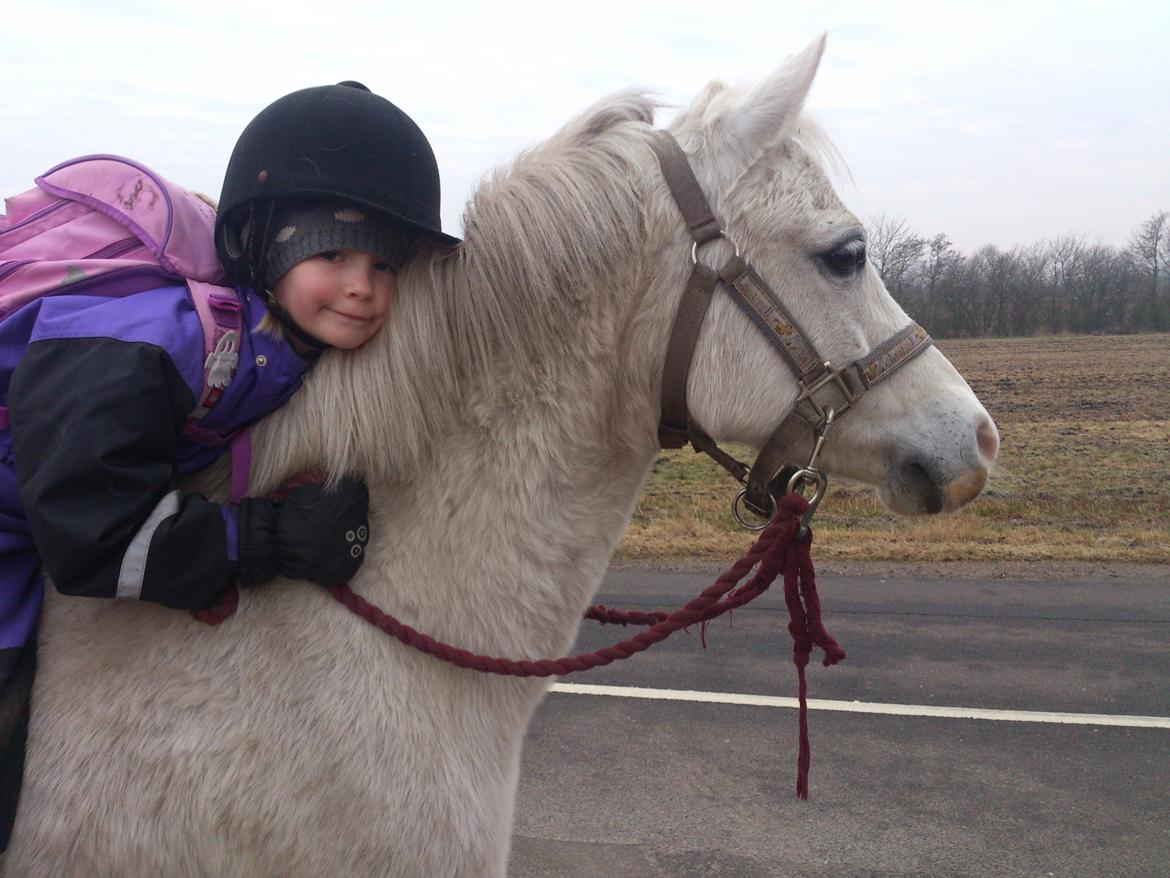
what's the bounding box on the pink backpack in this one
[0,155,242,440]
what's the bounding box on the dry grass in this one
[615,334,1170,563]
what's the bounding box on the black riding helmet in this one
[216,81,460,290]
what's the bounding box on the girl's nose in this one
[345,269,374,297]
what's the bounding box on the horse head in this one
[640,35,998,517]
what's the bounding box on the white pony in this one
[5,37,998,877]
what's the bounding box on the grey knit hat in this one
[262,201,413,288]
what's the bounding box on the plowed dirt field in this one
[617,334,1169,564]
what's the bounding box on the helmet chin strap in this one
[225,201,336,352]
[260,292,330,352]
[242,204,329,352]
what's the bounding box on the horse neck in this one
[377,260,662,658]
[250,233,666,661]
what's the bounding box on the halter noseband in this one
[650,131,934,529]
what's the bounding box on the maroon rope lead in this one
[323,517,786,675]
[780,504,847,799]
[193,490,844,797]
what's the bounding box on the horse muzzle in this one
[879,415,998,515]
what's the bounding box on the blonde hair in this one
[254,306,284,340]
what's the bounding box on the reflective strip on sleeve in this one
[116,490,181,600]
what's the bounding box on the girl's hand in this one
[237,478,370,587]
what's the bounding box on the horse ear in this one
[723,33,826,166]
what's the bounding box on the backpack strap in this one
[183,281,242,442]
[0,283,243,444]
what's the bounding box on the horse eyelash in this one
[819,238,867,278]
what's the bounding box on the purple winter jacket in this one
[0,282,315,625]
[0,282,313,847]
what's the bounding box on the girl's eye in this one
[374,261,395,273]
[820,239,867,278]
[317,250,341,262]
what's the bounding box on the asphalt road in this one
[510,565,1170,877]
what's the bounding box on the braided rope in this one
[192,489,844,797]
[323,511,793,677]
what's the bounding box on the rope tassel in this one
[778,494,847,798]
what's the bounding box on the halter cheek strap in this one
[649,131,934,520]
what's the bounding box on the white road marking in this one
[549,683,1170,729]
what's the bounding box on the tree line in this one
[868,210,1170,337]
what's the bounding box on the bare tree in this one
[1072,244,1130,332]
[944,247,998,337]
[1011,243,1048,335]
[1127,210,1169,329]
[983,246,1025,336]
[868,214,925,302]
[916,233,961,329]
[1045,235,1088,332]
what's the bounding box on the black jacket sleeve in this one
[8,337,232,610]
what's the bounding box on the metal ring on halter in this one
[732,488,776,532]
[691,231,741,265]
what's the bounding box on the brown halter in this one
[650,131,934,529]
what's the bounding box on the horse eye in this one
[820,240,866,278]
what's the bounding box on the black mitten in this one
[237,477,370,587]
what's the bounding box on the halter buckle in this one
[798,362,862,426]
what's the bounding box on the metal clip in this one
[730,410,838,535]
[786,467,828,539]
[787,409,835,538]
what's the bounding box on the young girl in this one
[0,81,459,849]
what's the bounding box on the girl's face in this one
[272,249,396,349]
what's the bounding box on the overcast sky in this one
[4,1,1167,253]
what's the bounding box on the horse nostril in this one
[976,418,1000,464]
[899,461,945,514]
